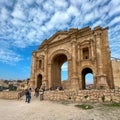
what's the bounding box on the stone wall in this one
[112,59,120,88]
[44,89,120,103]
[0,91,19,99]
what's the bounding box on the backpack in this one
[26,91,30,95]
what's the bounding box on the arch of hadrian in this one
[30,26,116,90]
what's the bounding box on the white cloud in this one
[11,3,26,20]
[0,49,22,64]
[0,0,120,65]
[24,0,34,5]
[92,20,102,28]
[54,0,69,9]
[107,0,120,18]
[42,1,54,13]
[0,7,9,21]
[11,18,25,26]
[67,5,80,16]
[48,11,70,25]
[81,2,93,13]
[0,39,10,49]
[36,0,44,5]
[29,8,49,25]
[84,12,94,23]
[108,16,120,27]
[109,24,120,34]
[0,0,15,8]
[110,0,120,6]
[109,6,120,17]
[110,44,120,58]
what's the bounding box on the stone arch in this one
[80,65,95,89]
[80,65,96,75]
[49,49,71,89]
[30,26,114,90]
[36,70,43,75]
[48,49,71,65]
[37,74,42,89]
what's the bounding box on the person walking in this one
[34,87,39,97]
[25,89,31,103]
[39,88,44,101]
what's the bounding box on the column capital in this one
[71,39,77,46]
[78,44,80,49]
[94,31,102,38]
[44,48,48,54]
[71,34,77,43]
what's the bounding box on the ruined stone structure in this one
[44,89,120,103]
[0,91,19,99]
[30,26,115,90]
[112,58,120,88]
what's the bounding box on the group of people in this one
[25,85,45,103]
[49,86,63,91]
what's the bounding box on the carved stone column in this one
[80,46,82,61]
[48,63,52,89]
[42,48,48,89]
[96,32,103,75]
[90,39,96,61]
[78,45,80,63]
[72,40,77,76]
[70,36,79,90]
[30,51,37,88]
[95,31,108,89]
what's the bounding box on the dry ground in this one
[0,94,120,120]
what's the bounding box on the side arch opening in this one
[37,74,42,89]
[82,68,94,89]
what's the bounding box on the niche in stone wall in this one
[39,60,42,68]
[83,47,89,59]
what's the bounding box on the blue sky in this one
[0,0,120,80]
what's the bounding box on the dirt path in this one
[0,94,120,120]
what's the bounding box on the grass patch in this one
[75,104,94,110]
[53,101,71,105]
[103,102,120,107]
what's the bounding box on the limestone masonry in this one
[30,26,120,90]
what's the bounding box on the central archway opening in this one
[82,68,94,89]
[51,54,68,89]
[61,62,68,81]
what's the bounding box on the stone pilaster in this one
[94,31,108,89]
[30,51,37,88]
[77,45,80,63]
[91,40,94,59]
[72,40,77,76]
[95,32,103,75]
[48,63,52,89]
[70,36,79,90]
[42,48,48,89]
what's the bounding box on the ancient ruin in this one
[111,58,120,88]
[30,26,115,90]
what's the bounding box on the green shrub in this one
[84,95,88,99]
[103,102,120,107]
